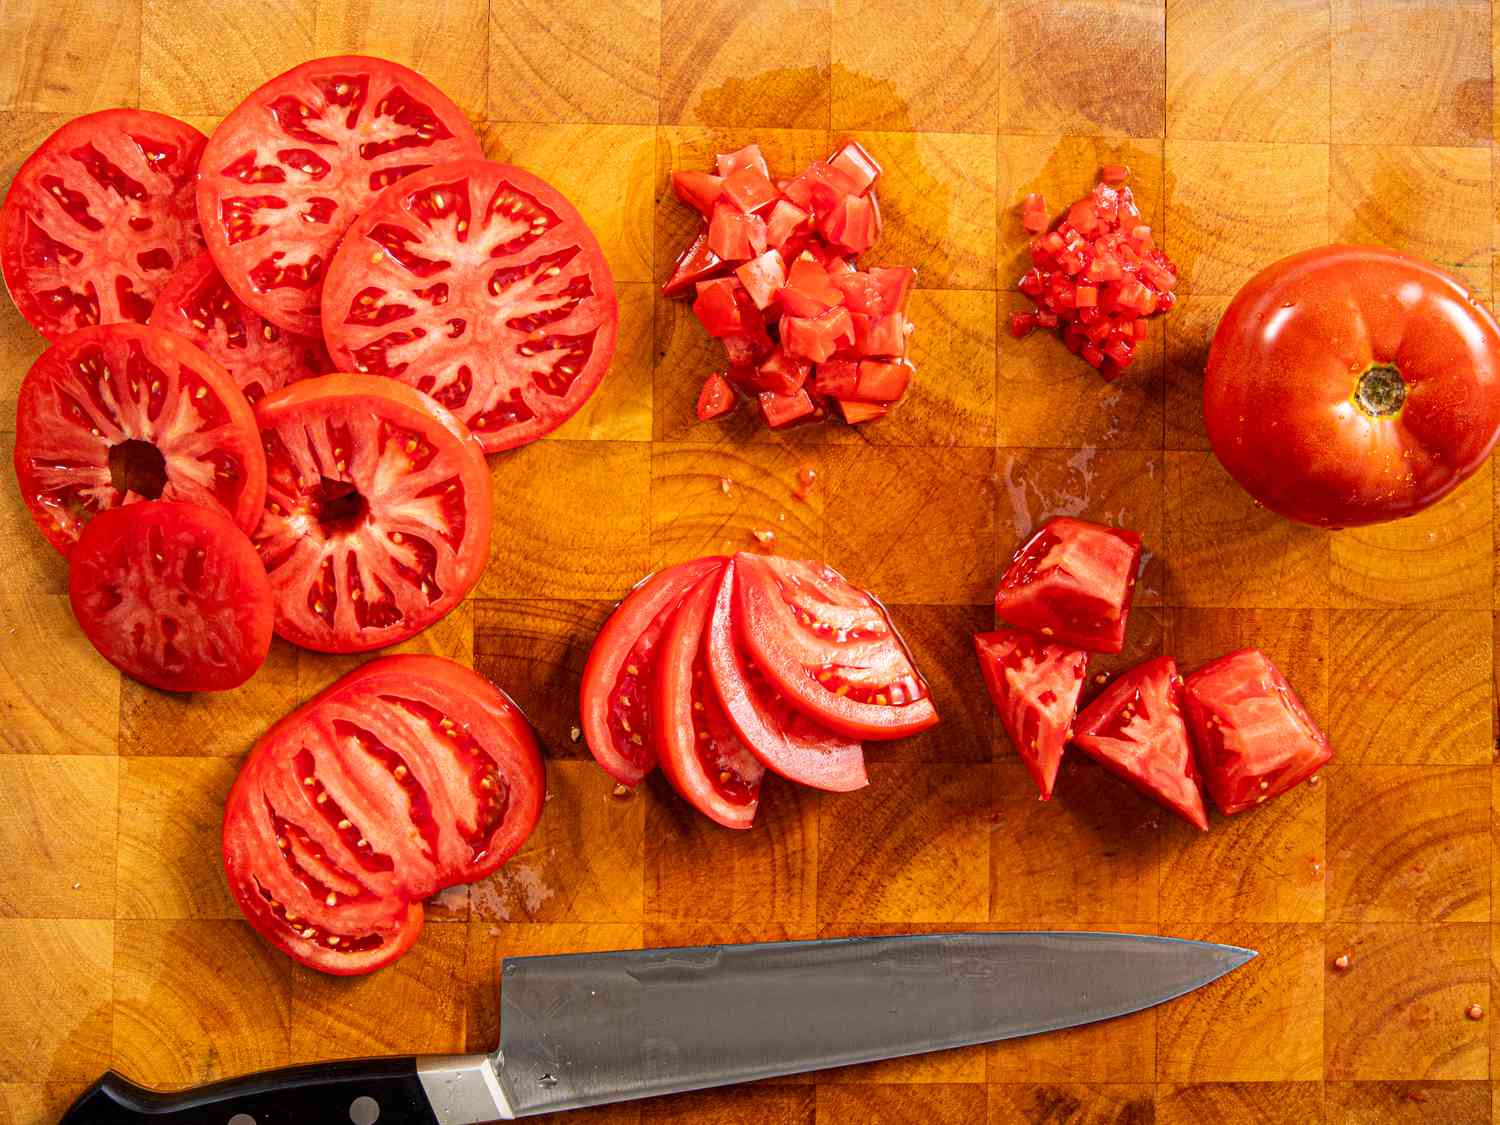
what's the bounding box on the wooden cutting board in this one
[0,1,1495,1121]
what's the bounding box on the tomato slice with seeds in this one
[223,654,544,974]
[706,561,866,792]
[69,500,273,693]
[149,250,328,404]
[974,627,1088,800]
[197,56,482,336]
[654,571,764,829]
[580,556,726,786]
[732,552,938,740]
[252,374,491,653]
[320,159,618,453]
[0,109,206,342]
[995,517,1143,654]
[13,322,267,555]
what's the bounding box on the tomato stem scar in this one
[1353,363,1407,418]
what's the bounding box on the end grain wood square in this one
[1326,1081,1493,1122]
[0,437,68,594]
[1162,294,1228,452]
[0,756,117,918]
[0,0,141,113]
[987,1083,1156,1124]
[1156,1082,1324,1125]
[317,0,489,118]
[0,594,118,753]
[987,1007,1155,1084]
[115,758,239,920]
[0,919,112,1084]
[872,604,993,765]
[139,0,316,116]
[646,1086,813,1125]
[0,291,47,433]
[0,1084,79,1125]
[546,283,653,443]
[816,1083,986,1125]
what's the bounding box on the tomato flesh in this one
[995,517,1142,654]
[975,628,1089,800]
[696,373,736,421]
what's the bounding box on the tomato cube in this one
[854,360,911,403]
[722,166,780,214]
[823,192,881,254]
[828,270,885,315]
[716,144,769,179]
[853,311,907,358]
[827,139,882,194]
[995,516,1143,653]
[834,398,887,424]
[722,332,771,367]
[1009,311,1037,338]
[974,628,1089,800]
[812,359,859,398]
[692,277,747,338]
[1080,343,1105,368]
[708,201,767,262]
[1074,285,1098,308]
[783,160,860,220]
[671,171,724,218]
[663,230,730,297]
[756,348,811,395]
[734,249,786,311]
[764,199,809,250]
[758,387,815,428]
[1021,192,1049,234]
[782,306,854,363]
[1100,164,1130,185]
[695,373,736,420]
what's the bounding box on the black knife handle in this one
[60,1057,440,1125]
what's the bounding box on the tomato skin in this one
[1204,245,1500,527]
[995,517,1142,654]
[1181,648,1332,814]
[974,628,1089,800]
[695,373,736,421]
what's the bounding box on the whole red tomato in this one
[1204,246,1500,527]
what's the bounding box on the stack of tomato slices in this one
[976,517,1332,830]
[581,554,938,828]
[665,141,918,429]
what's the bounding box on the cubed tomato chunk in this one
[812,359,859,398]
[759,387,815,428]
[716,144,769,179]
[734,250,786,311]
[708,201,767,261]
[974,628,1089,800]
[782,306,854,363]
[868,266,915,315]
[783,257,843,312]
[663,231,730,297]
[995,517,1142,653]
[782,160,859,220]
[854,360,910,403]
[828,270,884,315]
[823,192,881,254]
[1100,164,1130,185]
[834,399,887,424]
[827,139,882,194]
[1021,192,1049,233]
[696,373,736,421]
[1010,311,1037,338]
[672,171,725,218]
[692,278,747,338]
[756,348,810,395]
[723,166,780,214]
[765,199,810,250]
[853,311,906,358]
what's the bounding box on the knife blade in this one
[61,930,1253,1123]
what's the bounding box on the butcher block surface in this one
[1,0,1498,1121]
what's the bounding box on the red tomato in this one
[696,373,736,420]
[671,170,723,218]
[995,517,1142,654]
[252,374,491,653]
[835,399,887,425]
[197,56,482,336]
[69,500,273,692]
[663,230,730,298]
[707,562,866,792]
[149,251,328,404]
[854,360,910,403]
[580,557,726,786]
[1204,245,1500,527]
[222,654,544,974]
[1071,656,1208,831]
[1181,648,1332,814]
[13,323,267,555]
[653,572,764,829]
[733,553,938,739]
[735,250,787,310]
[758,387,815,428]
[974,628,1088,800]
[0,110,206,341]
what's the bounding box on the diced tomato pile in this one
[664,141,918,429]
[1010,168,1179,379]
[975,517,1331,828]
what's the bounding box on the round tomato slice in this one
[733,552,938,740]
[706,561,867,792]
[321,159,619,452]
[196,56,482,337]
[654,572,764,830]
[149,251,328,403]
[580,556,725,786]
[13,322,268,555]
[252,374,491,653]
[222,654,545,974]
[68,500,273,693]
[0,109,206,341]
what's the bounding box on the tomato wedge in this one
[653,572,764,829]
[732,553,937,740]
[13,322,267,555]
[0,109,206,341]
[149,250,328,404]
[320,159,618,453]
[252,374,491,653]
[706,561,867,792]
[1070,656,1209,830]
[580,557,725,786]
[995,517,1143,654]
[197,56,482,336]
[222,654,544,974]
[974,628,1089,800]
[69,500,273,693]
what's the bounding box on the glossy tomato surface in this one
[222,654,544,974]
[1182,648,1332,815]
[974,627,1088,801]
[0,109,206,341]
[197,57,481,336]
[320,159,618,453]
[13,323,267,555]
[1204,245,1500,527]
[994,517,1142,654]
[253,374,491,653]
[69,500,273,693]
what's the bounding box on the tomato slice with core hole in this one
[995,517,1142,654]
[150,250,328,404]
[580,557,726,786]
[252,374,491,653]
[69,499,273,693]
[732,552,937,740]
[197,56,482,336]
[1,109,206,342]
[707,561,866,792]
[320,159,618,453]
[13,322,267,555]
[974,628,1089,801]
[222,654,544,974]
[653,572,764,829]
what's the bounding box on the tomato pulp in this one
[974,628,1089,800]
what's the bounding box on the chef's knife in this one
[62,930,1253,1123]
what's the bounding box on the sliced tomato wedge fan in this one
[196,56,482,336]
[733,552,937,740]
[580,557,725,786]
[320,159,618,453]
[974,628,1088,801]
[1070,656,1208,831]
[252,374,491,653]
[223,654,544,974]
[0,109,206,341]
[13,322,267,555]
[995,517,1142,654]
[707,561,867,792]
